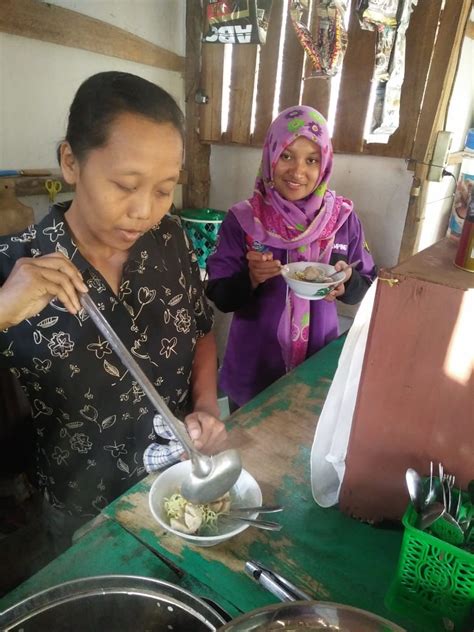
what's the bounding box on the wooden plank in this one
[0,0,184,73]
[300,77,331,119]
[395,237,474,289]
[331,0,376,153]
[11,172,186,198]
[363,0,442,158]
[227,45,258,144]
[183,1,210,208]
[411,0,472,163]
[277,6,305,112]
[300,1,331,118]
[398,162,429,262]
[199,44,225,142]
[466,20,474,40]
[252,1,285,144]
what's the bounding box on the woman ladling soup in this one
[0,72,226,547]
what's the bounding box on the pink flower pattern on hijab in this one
[231,106,353,370]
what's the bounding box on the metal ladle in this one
[80,293,242,504]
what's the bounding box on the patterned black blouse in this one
[0,202,213,518]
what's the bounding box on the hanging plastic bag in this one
[203,0,272,45]
[360,0,418,143]
[290,0,348,78]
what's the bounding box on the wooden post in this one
[399,0,471,260]
[183,1,211,210]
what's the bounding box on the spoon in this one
[227,504,283,514]
[219,515,282,531]
[327,259,361,280]
[80,293,242,504]
[406,468,424,513]
[416,501,446,531]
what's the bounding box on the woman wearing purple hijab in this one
[206,106,376,409]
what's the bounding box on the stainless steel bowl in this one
[219,600,406,631]
[0,575,226,631]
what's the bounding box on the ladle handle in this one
[245,561,312,601]
[79,292,197,456]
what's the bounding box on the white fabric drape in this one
[311,281,377,507]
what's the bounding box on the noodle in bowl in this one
[149,460,262,547]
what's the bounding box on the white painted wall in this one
[0,0,185,221]
[210,145,412,268]
[418,27,474,252]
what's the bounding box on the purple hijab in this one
[231,106,353,370]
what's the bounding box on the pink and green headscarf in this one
[231,106,353,371]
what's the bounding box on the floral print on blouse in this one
[0,202,213,518]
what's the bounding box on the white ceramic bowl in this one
[281,262,345,300]
[149,460,262,547]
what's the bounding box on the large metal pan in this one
[0,575,226,631]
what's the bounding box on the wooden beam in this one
[11,171,186,198]
[411,0,472,163]
[331,0,376,153]
[398,163,428,262]
[183,0,210,209]
[200,44,225,142]
[0,0,185,73]
[252,0,284,144]
[399,0,471,259]
[227,46,258,144]
[466,20,474,40]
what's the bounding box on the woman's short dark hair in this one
[58,71,185,163]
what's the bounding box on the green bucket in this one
[178,208,225,269]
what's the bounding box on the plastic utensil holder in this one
[386,502,474,631]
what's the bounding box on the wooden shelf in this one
[5,170,188,197]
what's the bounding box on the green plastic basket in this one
[386,501,474,631]
[178,208,225,269]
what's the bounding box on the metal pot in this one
[0,575,226,631]
[1,574,405,632]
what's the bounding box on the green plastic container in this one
[178,208,225,269]
[386,501,474,631]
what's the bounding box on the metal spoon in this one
[327,259,361,280]
[80,293,242,504]
[219,515,282,531]
[227,505,283,514]
[406,468,424,513]
[416,501,446,531]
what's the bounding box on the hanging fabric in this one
[358,0,418,143]
[290,0,348,78]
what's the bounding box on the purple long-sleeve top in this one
[206,210,376,406]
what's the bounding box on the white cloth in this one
[310,281,377,507]
[143,414,185,473]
